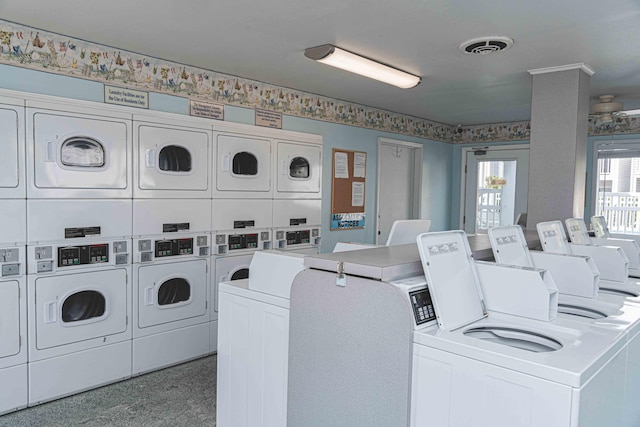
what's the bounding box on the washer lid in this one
[417,231,487,331]
[537,220,572,254]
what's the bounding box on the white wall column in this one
[526,64,593,228]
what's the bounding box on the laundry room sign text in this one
[104,85,149,109]
[255,108,282,129]
[190,100,224,120]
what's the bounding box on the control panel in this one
[29,240,129,274]
[408,288,436,325]
[136,234,209,262]
[58,244,109,267]
[155,238,194,258]
[275,227,321,249]
[212,230,271,255]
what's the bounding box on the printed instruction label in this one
[190,100,224,120]
[255,108,282,128]
[104,85,149,108]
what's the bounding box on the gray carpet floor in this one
[0,355,216,426]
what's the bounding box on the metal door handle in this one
[144,286,155,306]
[222,155,230,172]
[45,141,56,162]
[145,149,156,167]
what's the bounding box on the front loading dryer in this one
[274,137,322,200]
[213,122,272,199]
[132,199,211,375]
[210,253,254,353]
[25,197,133,405]
[133,112,212,199]
[26,97,132,198]
[0,93,26,199]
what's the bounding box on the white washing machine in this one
[133,112,212,199]
[26,97,132,198]
[26,199,132,405]
[210,253,254,353]
[273,136,322,200]
[132,199,211,375]
[566,217,640,277]
[410,231,628,427]
[537,220,640,300]
[0,93,26,199]
[489,224,640,426]
[272,199,321,254]
[0,199,27,415]
[213,122,273,199]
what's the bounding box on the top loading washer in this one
[133,112,212,198]
[0,93,25,199]
[26,98,132,198]
[412,230,629,427]
[213,122,272,198]
[274,137,322,199]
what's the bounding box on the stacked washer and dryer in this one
[209,123,322,352]
[0,87,323,412]
[131,112,213,374]
[0,93,28,415]
[24,97,134,405]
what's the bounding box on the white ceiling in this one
[2,0,639,126]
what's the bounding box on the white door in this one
[376,138,423,244]
[275,141,321,197]
[215,134,271,195]
[34,269,128,350]
[0,280,21,359]
[0,104,24,198]
[463,147,529,234]
[135,123,211,197]
[29,109,130,197]
[137,259,208,329]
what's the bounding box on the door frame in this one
[459,144,530,230]
[376,138,423,244]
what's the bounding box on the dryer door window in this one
[290,157,310,179]
[158,277,191,305]
[230,268,249,280]
[60,137,105,168]
[61,290,106,322]
[233,151,258,176]
[158,145,192,172]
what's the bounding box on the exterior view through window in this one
[594,141,640,234]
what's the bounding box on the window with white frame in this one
[593,140,640,234]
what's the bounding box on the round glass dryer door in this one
[62,290,106,322]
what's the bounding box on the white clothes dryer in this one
[133,112,212,199]
[132,199,211,375]
[0,200,27,415]
[273,136,322,200]
[26,97,132,198]
[210,253,254,353]
[272,199,321,253]
[213,122,273,199]
[0,93,25,198]
[25,197,132,405]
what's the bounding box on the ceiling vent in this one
[460,37,514,55]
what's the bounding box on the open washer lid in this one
[416,231,487,331]
[537,220,572,254]
[488,225,534,267]
[565,218,592,244]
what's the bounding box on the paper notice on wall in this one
[353,152,366,178]
[334,152,349,178]
[351,182,365,206]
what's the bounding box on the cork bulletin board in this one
[331,148,367,230]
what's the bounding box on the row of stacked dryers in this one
[0,88,322,414]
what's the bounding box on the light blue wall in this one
[0,64,453,253]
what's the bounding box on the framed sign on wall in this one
[331,148,367,230]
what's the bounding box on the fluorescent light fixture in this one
[304,44,421,89]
